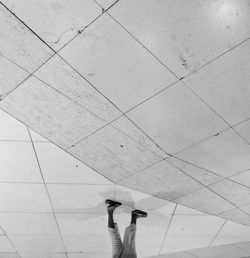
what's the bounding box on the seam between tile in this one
[27,127,69,258]
[208,220,227,247]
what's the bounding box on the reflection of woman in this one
[105,199,148,258]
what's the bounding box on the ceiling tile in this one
[0,55,29,96]
[234,241,250,253]
[0,213,59,235]
[68,254,111,258]
[0,183,52,212]
[167,214,225,237]
[161,236,214,254]
[135,236,163,257]
[230,170,250,188]
[9,235,65,253]
[68,124,163,182]
[29,128,49,142]
[63,235,111,253]
[115,185,176,214]
[111,116,167,158]
[119,160,203,201]
[95,0,116,9]
[34,55,121,123]
[176,129,250,177]
[56,213,108,236]
[234,119,250,144]
[1,0,101,51]
[0,141,42,182]
[47,184,115,213]
[208,180,250,207]
[184,40,250,125]
[20,254,67,258]
[0,76,107,149]
[34,142,112,184]
[167,157,223,186]
[0,236,16,252]
[152,252,195,258]
[0,254,19,258]
[217,207,250,226]
[109,0,250,77]
[212,221,250,246]
[175,205,206,215]
[188,243,249,258]
[174,187,236,215]
[59,13,177,111]
[128,82,227,154]
[0,109,29,141]
[0,3,54,72]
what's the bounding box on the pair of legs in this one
[106,200,147,258]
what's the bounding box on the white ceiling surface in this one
[0,0,250,255]
[1,111,250,257]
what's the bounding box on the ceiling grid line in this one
[208,220,227,247]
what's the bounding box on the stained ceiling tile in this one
[0,183,52,212]
[59,13,177,112]
[234,119,250,144]
[0,76,107,149]
[0,109,29,141]
[176,129,250,178]
[208,180,250,207]
[128,82,227,154]
[166,157,223,186]
[1,0,102,51]
[9,235,65,253]
[0,3,54,72]
[188,243,249,258]
[68,124,163,182]
[0,213,59,235]
[63,235,111,253]
[0,141,42,182]
[111,116,167,158]
[174,187,236,216]
[0,55,29,96]
[118,160,203,201]
[56,213,108,236]
[0,236,16,252]
[34,142,112,184]
[109,0,250,77]
[212,221,250,246]
[184,40,250,125]
[34,55,121,123]
[47,184,115,213]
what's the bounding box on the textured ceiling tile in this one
[59,13,177,112]
[34,142,112,184]
[0,4,54,71]
[234,119,250,144]
[0,55,29,96]
[63,235,111,253]
[128,82,227,154]
[56,213,108,236]
[176,129,250,177]
[230,170,250,188]
[34,55,121,122]
[167,157,223,186]
[0,213,59,235]
[212,221,250,246]
[188,243,249,258]
[0,236,16,252]
[0,76,107,149]
[0,183,52,212]
[1,0,101,51]
[208,180,250,207]
[0,141,43,182]
[0,109,29,141]
[184,40,250,125]
[174,188,236,215]
[119,160,203,201]
[111,116,167,158]
[9,235,65,253]
[68,124,163,182]
[47,184,115,213]
[109,0,250,77]
[218,207,250,226]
